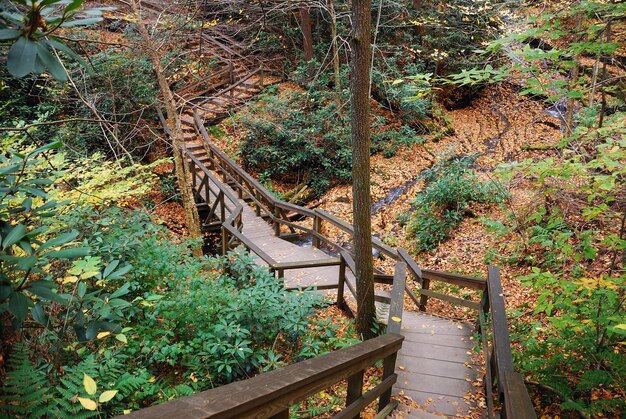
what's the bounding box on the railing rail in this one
[119,333,404,419]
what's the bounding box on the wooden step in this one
[390,404,444,419]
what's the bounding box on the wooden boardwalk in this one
[187,148,479,418]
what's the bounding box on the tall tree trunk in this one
[350,0,375,340]
[131,1,203,256]
[327,0,341,109]
[301,7,313,62]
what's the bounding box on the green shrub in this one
[2,195,349,416]
[238,86,352,196]
[407,155,506,252]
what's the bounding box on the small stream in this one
[371,178,420,215]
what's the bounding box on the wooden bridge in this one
[125,111,536,418]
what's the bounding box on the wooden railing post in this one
[379,263,406,411]
[273,206,280,236]
[228,59,234,99]
[337,256,346,309]
[221,226,229,255]
[419,277,430,311]
[346,370,364,419]
[219,191,226,222]
[313,215,321,248]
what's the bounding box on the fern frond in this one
[0,344,51,418]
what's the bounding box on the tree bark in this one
[130,1,203,256]
[301,7,314,62]
[327,0,341,109]
[350,0,375,340]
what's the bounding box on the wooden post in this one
[313,215,321,248]
[221,226,229,255]
[387,262,406,335]
[273,207,280,236]
[378,352,398,412]
[419,277,430,311]
[277,269,284,280]
[219,192,225,222]
[346,370,364,419]
[237,175,243,199]
[337,256,346,309]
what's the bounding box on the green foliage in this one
[0,344,51,417]
[0,0,113,80]
[407,155,506,252]
[239,64,427,195]
[487,112,626,415]
[2,193,351,416]
[407,0,506,74]
[238,77,352,196]
[0,142,129,336]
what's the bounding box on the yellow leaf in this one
[97,332,111,339]
[62,276,79,284]
[391,316,401,323]
[116,333,127,343]
[83,373,97,396]
[99,390,118,403]
[78,397,97,411]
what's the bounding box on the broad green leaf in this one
[110,282,130,299]
[46,247,90,259]
[115,333,127,343]
[9,292,29,323]
[99,390,118,403]
[31,303,48,326]
[83,373,97,395]
[63,0,85,13]
[2,224,27,250]
[77,397,97,411]
[7,37,37,78]
[38,230,79,252]
[0,29,21,40]
[61,17,102,27]
[35,41,67,81]
[102,260,119,278]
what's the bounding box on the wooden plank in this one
[421,269,486,291]
[387,262,407,335]
[336,374,397,419]
[414,288,482,311]
[397,247,422,282]
[400,330,475,349]
[398,343,474,363]
[396,354,477,381]
[272,257,341,270]
[395,370,475,398]
[503,371,537,419]
[391,388,472,417]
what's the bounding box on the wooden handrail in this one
[483,267,536,419]
[120,333,404,419]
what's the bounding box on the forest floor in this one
[211,80,563,323]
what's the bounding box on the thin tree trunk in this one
[327,0,341,109]
[565,11,584,137]
[350,0,375,340]
[131,1,203,256]
[301,7,313,62]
